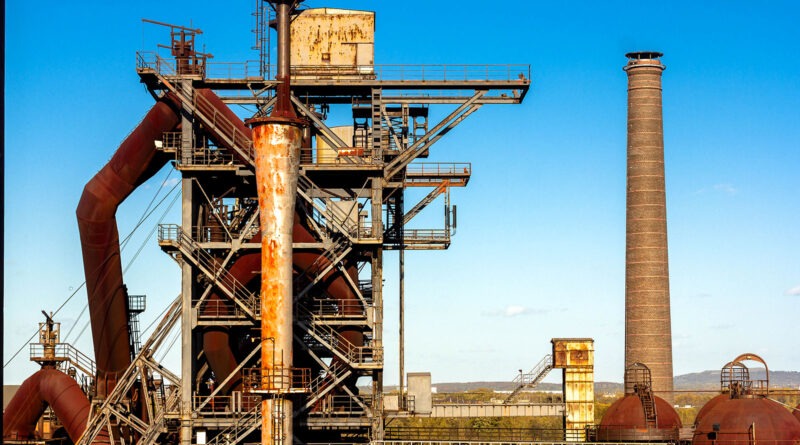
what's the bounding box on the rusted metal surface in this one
[273,1,298,119]
[692,398,800,445]
[291,8,375,77]
[76,94,180,397]
[252,119,303,445]
[2,368,108,444]
[623,51,674,403]
[551,338,594,440]
[597,394,681,441]
[201,250,260,395]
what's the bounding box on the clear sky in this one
[4,1,799,387]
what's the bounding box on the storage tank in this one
[692,354,800,445]
[597,363,681,441]
[693,398,800,445]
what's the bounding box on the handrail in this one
[504,354,554,404]
[205,403,261,445]
[405,162,471,177]
[158,224,259,317]
[193,90,254,162]
[29,343,96,377]
[136,52,531,83]
[296,306,380,368]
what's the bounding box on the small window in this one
[321,52,331,63]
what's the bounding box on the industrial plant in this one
[3,1,800,445]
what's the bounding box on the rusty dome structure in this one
[692,354,800,445]
[596,363,681,441]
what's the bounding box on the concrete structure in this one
[623,51,674,403]
[407,372,432,414]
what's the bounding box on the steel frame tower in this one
[77,4,529,444]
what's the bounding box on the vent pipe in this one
[250,3,306,445]
[623,51,674,403]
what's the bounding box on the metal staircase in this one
[205,403,262,445]
[503,354,554,404]
[296,306,379,370]
[158,224,259,319]
[77,296,183,445]
[149,67,255,167]
[127,294,146,360]
[403,180,449,225]
[301,359,354,411]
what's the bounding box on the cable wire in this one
[4,166,179,369]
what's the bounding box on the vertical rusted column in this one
[251,118,302,445]
[623,51,674,403]
[254,3,304,445]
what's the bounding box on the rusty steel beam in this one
[623,51,674,404]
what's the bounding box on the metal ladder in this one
[636,385,658,428]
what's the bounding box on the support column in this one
[180,176,194,445]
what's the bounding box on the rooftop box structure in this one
[291,8,375,78]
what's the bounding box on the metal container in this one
[291,8,375,77]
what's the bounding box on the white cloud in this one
[504,305,529,317]
[784,285,800,296]
[483,305,545,318]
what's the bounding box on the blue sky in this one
[4,1,799,387]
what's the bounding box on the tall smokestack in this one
[623,51,673,403]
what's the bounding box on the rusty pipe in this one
[76,94,180,397]
[2,368,110,445]
[251,118,303,445]
[201,250,261,395]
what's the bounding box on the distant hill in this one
[381,369,800,394]
[674,368,800,390]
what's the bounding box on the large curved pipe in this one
[76,94,181,397]
[201,250,261,394]
[200,213,364,402]
[2,368,109,445]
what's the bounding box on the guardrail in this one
[136,52,530,83]
[242,366,311,394]
[30,343,96,377]
[406,162,471,177]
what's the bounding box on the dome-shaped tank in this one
[794,404,800,424]
[693,394,728,427]
[692,397,800,445]
[597,394,682,441]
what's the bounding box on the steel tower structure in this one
[67,3,530,444]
